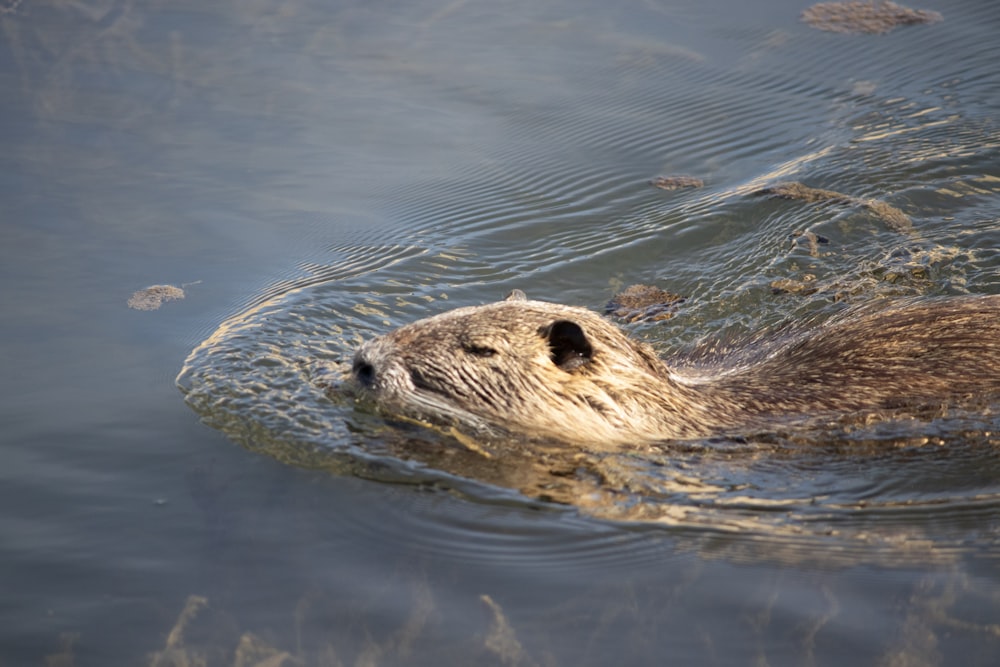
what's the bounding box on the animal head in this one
[351,297,673,445]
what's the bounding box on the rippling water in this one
[177,0,1000,547]
[4,0,1000,664]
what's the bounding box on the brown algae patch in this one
[756,182,854,205]
[650,175,705,191]
[605,284,686,323]
[801,1,942,35]
[770,243,976,299]
[128,284,186,311]
[789,230,831,258]
[754,181,913,233]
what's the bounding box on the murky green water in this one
[3,0,999,664]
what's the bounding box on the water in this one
[2,0,999,664]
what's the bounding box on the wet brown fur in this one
[352,295,1000,446]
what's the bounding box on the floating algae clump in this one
[128,285,186,311]
[649,175,705,191]
[802,1,942,34]
[754,181,913,233]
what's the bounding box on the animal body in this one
[351,293,1000,446]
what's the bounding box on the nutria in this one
[351,293,1000,446]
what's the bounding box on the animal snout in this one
[352,337,398,390]
[352,350,377,388]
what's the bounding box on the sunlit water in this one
[3,0,1000,665]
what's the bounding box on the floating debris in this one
[757,182,852,205]
[128,284,185,311]
[790,230,831,258]
[770,244,973,300]
[606,284,686,323]
[801,1,942,35]
[649,175,704,191]
[754,181,912,233]
[863,199,913,234]
[770,275,819,296]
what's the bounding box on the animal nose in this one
[352,353,376,387]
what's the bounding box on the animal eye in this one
[462,343,497,357]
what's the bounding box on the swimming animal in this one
[351,292,1000,445]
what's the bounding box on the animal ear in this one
[542,320,594,371]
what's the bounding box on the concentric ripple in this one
[179,0,1000,567]
[178,249,1000,569]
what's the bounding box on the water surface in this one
[2,0,1000,664]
